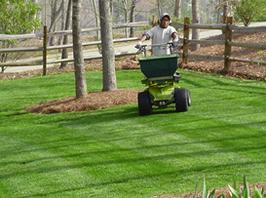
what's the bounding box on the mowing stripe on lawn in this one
[0,70,265,197]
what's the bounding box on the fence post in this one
[43,25,47,76]
[223,17,233,74]
[182,17,190,66]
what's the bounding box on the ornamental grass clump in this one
[194,176,265,198]
[228,176,264,198]
[194,177,216,198]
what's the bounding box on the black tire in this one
[174,88,189,112]
[138,91,152,115]
[187,90,192,106]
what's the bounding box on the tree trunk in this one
[72,0,87,98]
[191,0,200,51]
[91,0,100,40]
[48,0,62,46]
[122,0,129,38]
[157,0,162,16]
[129,0,137,37]
[60,0,72,69]
[223,0,228,23]
[110,0,113,15]
[216,0,222,23]
[48,0,57,46]
[32,0,40,32]
[58,0,65,45]
[49,25,56,46]
[99,0,117,91]
[174,0,181,18]
[91,0,101,53]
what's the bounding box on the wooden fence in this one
[0,21,147,75]
[182,17,266,73]
[1,18,266,75]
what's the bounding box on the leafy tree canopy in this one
[233,0,265,26]
[0,0,40,34]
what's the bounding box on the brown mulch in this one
[186,32,266,80]
[27,89,138,114]
[156,183,266,198]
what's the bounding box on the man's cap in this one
[160,13,171,21]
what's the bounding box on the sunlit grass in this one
[0,70,265,197]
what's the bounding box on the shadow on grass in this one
[3,112,28,117]
[183,74,266,95]
[0,106,261,155]
[181,78,206,88]
[0,106,265,160]
[0,132,264,167]
[209,86,266,96]
[1,138,266,180]
[17,160,266,198]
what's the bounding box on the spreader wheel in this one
[138,91,152,115]
[174,88,190,112]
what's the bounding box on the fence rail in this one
[0,37,139,53]
[0,33,41,40]
[1,19,266,74]
[188,54,224,61]
[231,26,266,33]
[189,39,225,45]
[185,23,266,33]
[0,21,148,41]
[189,24,226,30]
[182,17,266,73]
[229,57,266,66]
[0,22,146,74]
[229,41,266,50]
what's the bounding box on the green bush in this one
[0,0,40,34]
[254,7,266,21]
[233,0,265,26]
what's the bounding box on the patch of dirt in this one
[156,183,266,198]
[27,89,138,114]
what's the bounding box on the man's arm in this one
[136,27,154,47]
[171,32,178,42]
[171,32,180,49]
[139,34,148,43]
[137,33,150,46]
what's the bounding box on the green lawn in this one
[0,70,265,197]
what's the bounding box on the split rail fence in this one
[182,17,266,73]
[0,21,147,75]
[1,18,266,75]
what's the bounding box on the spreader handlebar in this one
[135,42,177,56]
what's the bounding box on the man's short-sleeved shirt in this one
[145,25,177,56]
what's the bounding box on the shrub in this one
[233,0,265,26]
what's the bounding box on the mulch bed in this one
[27,89,138,114]
[156,183,266,198]
[186,32,266,80]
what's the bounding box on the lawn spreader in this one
[136,43,191,115]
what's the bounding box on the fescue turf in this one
[0,70,265,197]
